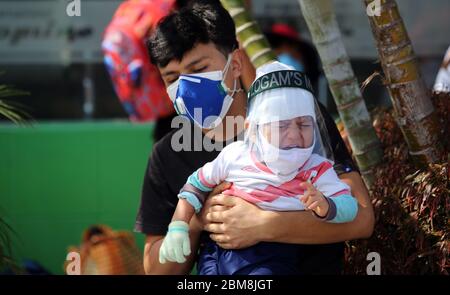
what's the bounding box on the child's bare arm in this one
[172,199,196,223]
[159,198,196,264]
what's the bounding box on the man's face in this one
[157,42,246,137]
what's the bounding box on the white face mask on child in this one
[256,127,314,176]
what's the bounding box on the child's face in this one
[261,116,314,149]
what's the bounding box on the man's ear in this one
[230,49,243,80]
[244,120,250,130]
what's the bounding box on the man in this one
[135,0,374,275]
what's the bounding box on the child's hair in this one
[147,0,239,67]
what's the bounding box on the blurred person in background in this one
[102,0,256,142]
[102,0,191,142]
[265,23,321,92]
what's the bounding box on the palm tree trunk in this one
[220,0,276,68]
[363,0,441,166]
[298,0,383,186]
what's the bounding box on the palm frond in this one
[0,100,32,124]
[0,216,15,271]
[0,82,31,124]
[0,216,23,273]
[0,75,28,272]
[0,85,28,98]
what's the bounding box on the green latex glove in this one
[159,221,191,264]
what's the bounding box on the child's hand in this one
[299,182,329,218]
[159,221,191,264]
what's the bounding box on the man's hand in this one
[159,221,191,264]
[299,182,329,218]
[194,181,268,250]
[192,182,232,233]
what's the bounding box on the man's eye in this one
[193,66,207,73]
[167,78,178,85]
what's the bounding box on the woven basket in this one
[67,225,144,275]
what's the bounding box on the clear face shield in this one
[259,116,316,150]
[245,78,334,178]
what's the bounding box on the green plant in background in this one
[0,216,17,272]
[0,76,29,273]
[0,84,29,124]
[344,92,449,274]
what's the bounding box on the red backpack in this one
[102,0,176,122]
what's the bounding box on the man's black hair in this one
[175,0,191,8]
[148,0,239,67]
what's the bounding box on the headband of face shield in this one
[166,54,242,129]
[246,61,333,177]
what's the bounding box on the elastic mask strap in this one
[222,78,244,98]
[222,54,243,97]
[222,54,233,76]
[231,78,243,95]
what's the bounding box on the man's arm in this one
[263,171,374,244]
[204,171,374,248]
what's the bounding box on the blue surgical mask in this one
[166,55,241,129]
[277,53,305,72]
